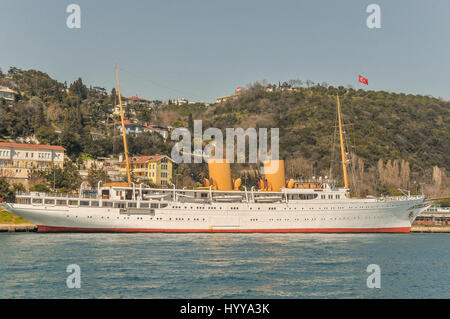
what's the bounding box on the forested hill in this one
[195,84,450,175]
[0,67,449,196]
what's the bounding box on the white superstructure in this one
[1,182,429,233]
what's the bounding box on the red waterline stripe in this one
[37,226,411,233]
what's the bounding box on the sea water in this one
[0,233,449,298]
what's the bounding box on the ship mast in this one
[115,65,132,185]
[336,94,349,191]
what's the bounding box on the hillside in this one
[196,85,450,173]
[0,67,449,197]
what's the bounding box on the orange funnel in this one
[263,160,285,192]
[208,159,233,191]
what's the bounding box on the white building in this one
[173,98,188,105]
[0,142,65,186]
[0,86,17,101]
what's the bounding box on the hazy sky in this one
[1,0,449,102]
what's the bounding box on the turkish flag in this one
[358,75,368,85]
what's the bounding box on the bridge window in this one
[103,201,113,207]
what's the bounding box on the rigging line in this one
[344,125,358,193]
[349,124,359,191]
[117,66,204,101]
[340,97,358,193]
[345,96,360,192]
[346,131,358,191]
[329,100,338,180]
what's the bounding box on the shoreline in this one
[410,225,450,233]
[0,223,37,232]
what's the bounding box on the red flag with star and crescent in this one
[358,74,368,85]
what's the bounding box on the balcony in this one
[132,168,148,173]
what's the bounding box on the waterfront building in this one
[118,155,172,186]
[0,142,65,185]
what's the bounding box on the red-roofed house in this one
[127,95,151,106]
[0,142,65,186]
[118,155,172,186]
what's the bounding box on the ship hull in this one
[2,197,427,233]
[35,225,410,233]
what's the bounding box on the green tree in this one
[29,160,82,192]
[188,113,194,132]
[56,160,82,191]
[0,177,15,202]
[60,129,82,159]
[86,163,110,188]
[137,107,152,123]
[12,183,26,193]
[69,78,88,100]
[36,126,58,145]
[29,184,51,193]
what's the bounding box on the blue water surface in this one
[0,233,449,298]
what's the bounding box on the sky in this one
[1,0,449,102]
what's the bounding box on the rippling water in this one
[0,233,449,298]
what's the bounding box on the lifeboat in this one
[254,195,283,203]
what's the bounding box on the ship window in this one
[114,202,126,208]
[91,201,99,207]
[128,202,137,208]
[44,199,55,205]
[299,194,318,200]
[68,200,79,206]
[151,203,159,208]
[336,195,340,199]
[18,198,31,205]
[103,201,113,207]
[80,201,90,206]
[140,203,149,208]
